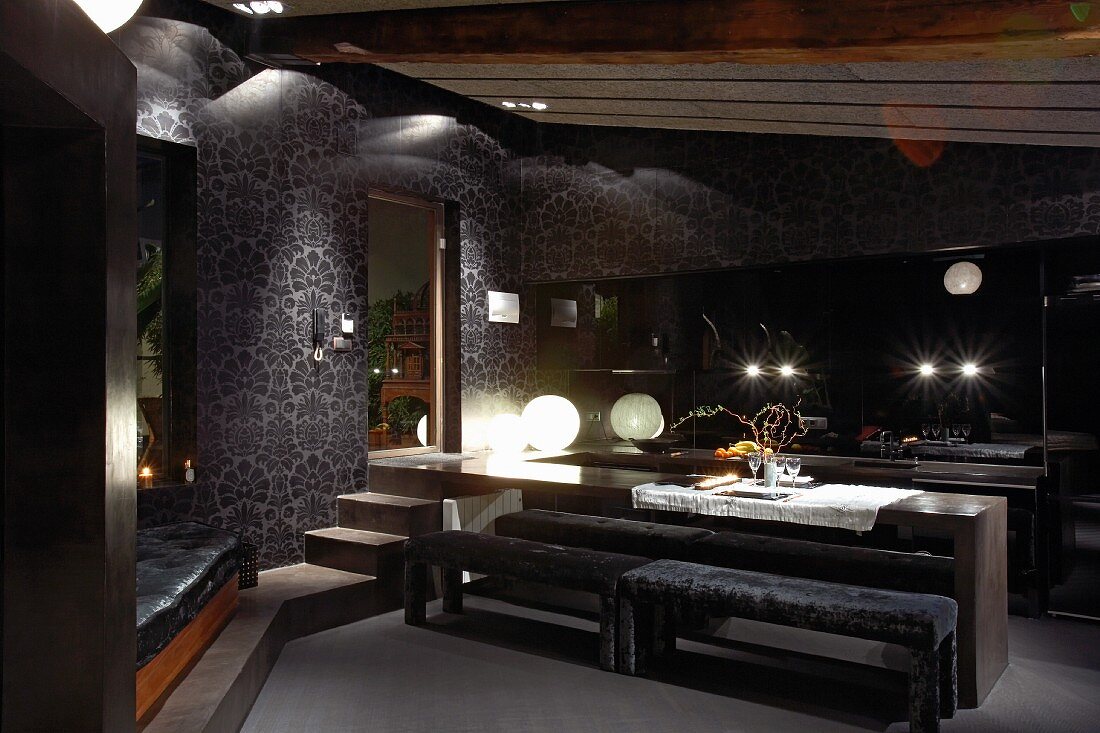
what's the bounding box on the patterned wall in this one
[521,125,1100,281]
[124,18,544,567]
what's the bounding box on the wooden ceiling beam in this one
[257,0,1100,65]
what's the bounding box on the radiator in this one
[443,489,523,583]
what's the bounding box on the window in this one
[137,138,197,484]
[367,192,444,456]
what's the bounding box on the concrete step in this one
[303,527,406,578]
[338,492,441,537]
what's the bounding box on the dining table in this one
[370,449,1008,708]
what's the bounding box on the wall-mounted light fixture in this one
[72,0,143,32]
[487,291,520,323]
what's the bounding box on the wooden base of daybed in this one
[137,573,239,722]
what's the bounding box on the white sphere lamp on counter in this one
[71,0,144,32]
[521,396,580,452]
[487,414,527,453]
[944,261,983,295]
[609,393,665,440]
[416,415,429,447]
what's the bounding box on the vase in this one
[763,460,778,488]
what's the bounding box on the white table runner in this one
[631,482,922,532]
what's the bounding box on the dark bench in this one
[618,559,958,733]
[497,510,954,598]
[496,509,713,559]
[691,531,954,597]
[403,530,652,671]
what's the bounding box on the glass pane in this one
[137,151,167,477]
[367,197,435,450]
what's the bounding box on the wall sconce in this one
[550,298,577,328]
[487,291,520,323]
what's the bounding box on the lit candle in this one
[139,466,153,489]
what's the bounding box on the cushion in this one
[496,509,713,560]
[405,530,651,596]
[690,531,955,598]
[136,522,240,668]
[621,559,957,649]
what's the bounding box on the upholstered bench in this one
[495,509,713,559]
[690,531,955,597]
[404,530,653,670]
[618,559,958,733]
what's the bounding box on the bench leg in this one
[618,597,657,676]
[653,603,676,659]
[598,595,618,672]
[939,631,958,719]
[404,561,427,626]
[909,647,942,733]
[442,567,463,614]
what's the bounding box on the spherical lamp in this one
[487,414,527,453]
[609,393,665,440]
[944,261,983,295]
[416,415,429,447]
[520,396,580,452]
[72,0,144,32]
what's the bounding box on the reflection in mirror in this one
[368,194,443,454]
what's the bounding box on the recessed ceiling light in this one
[232,2,253,12]
[239,1,286,15]
[962,363,979,376]
[531,101,548,110]
[919,363,935,376]
[779,365,795,377]
[745,364,761,377]
[517,103,532,109]
[501,101,517,108]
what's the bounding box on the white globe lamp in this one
[416,415,429,447]
[486,414,527,453]
[944,261,983,295]
[72,0,144,32]
[609,393,665,440]
[520,396,580,452]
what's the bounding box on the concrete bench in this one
[403,530,652,671]
[618,559,958,733]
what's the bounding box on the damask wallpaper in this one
[124,18,544,567]
[520,124,1100,282]
[124,12,1099,569]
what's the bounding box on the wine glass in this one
[930,423,942,441]
[921,423,931,440]
[950,424,961,442]
[960,423,972,443]
[785,457,802,488]
[747,451,762,485]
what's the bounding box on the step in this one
[339,492,441,537]
[303,527,407,578]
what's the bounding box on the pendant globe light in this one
[943,261,983,295]
[71,0,144,33]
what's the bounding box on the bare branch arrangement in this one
[672,398,808,459]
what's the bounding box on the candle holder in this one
[139,467,153,489]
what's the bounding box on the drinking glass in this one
[786,457,802,487]
[931,423,942,441]
[747,451,762,485]
[960,423,972,442]
[951,424,961,441]
[921,423,931,440]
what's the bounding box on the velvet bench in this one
[497,510,954,597]
[403,530,652,671]
[618,559,958,733]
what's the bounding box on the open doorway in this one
[367,192,445,456]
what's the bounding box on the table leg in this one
[953,499,1008,708]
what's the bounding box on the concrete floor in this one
[243,591,1100,733]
